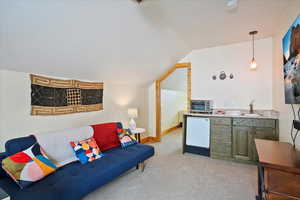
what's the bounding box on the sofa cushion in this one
[34,126,94,166]
[0,144,155,200]
[91,122,121,151]
[2,135,36,180]
[117,128,137,148]
[2,143,57,189]
[5,135,36,156]
[70,137,103,164]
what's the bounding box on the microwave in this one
[190,100,213,114]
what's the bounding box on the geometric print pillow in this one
[70,137,103,164]
[2,143,57,189]
[117,128,137,148]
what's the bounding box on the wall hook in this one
[219,71,227,80]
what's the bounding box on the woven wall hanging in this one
[30,74,103,115]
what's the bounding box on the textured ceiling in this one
[0,0,294,85]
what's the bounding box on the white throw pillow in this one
[34,126,94,166]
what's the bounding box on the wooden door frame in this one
[155,63,192,141]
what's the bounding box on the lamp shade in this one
[128,108,138,118]
[250,58,258,70]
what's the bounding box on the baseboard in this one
[184,145,210,157]
[140,124,181,144]
[141,137,160,144]
[161,124,181,136]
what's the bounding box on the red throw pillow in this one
[91,123,121,151]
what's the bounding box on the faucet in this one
[249,100,255,114]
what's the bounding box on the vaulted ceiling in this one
[0,0,295,85]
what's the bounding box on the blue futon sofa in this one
[0,122,155,200]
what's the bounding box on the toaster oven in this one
[190,100,213,114]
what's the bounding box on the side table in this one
[130,128,146,143]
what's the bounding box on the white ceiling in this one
[0,0,294,85]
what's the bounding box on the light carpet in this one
[85,129,257,200]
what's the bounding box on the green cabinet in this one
[232,118,278,162]
[211,125,232,159]
[210,117,232,159]
[232,126,253,161]
[210,117,278,163]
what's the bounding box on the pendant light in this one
[249,31,258,71]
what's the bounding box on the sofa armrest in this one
[0,152,7,159]
[0,152,7,178]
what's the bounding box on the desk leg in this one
[256,164,266,200]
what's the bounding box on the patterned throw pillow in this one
[2,143,57,189]
[117,128,137,148]
[70,137,103,164]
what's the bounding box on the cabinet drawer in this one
[211,118,232,126]
[255,127,277,139]
[233,118,276,128]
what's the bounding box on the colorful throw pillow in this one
[70,137,103,164]
[2,143,57,189]
[117,128,137,148]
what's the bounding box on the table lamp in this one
[128,108,138,130]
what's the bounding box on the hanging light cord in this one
[252,34,255,60]
[249,31,258,61]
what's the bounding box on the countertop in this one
[184,109,279,119]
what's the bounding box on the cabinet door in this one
[232,126,253,161]
[211,125,232,158]
[251,128,277,161]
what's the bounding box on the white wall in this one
[181,38,273,110]
[272,2,300,145]
[0,70,148,151]
[0,72,4,143]
[160,68,187,131]
[147,38,273,136]
[161,89,186,131]
[161,68,187,91]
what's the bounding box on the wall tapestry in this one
[30,74,103,115]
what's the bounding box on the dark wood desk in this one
[255,139,300,200]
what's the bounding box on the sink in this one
[216,110,262,118]
[225,110,241,116]
[242,113,261,117]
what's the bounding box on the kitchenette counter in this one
[183,109,279,163]
[184,109,279,120]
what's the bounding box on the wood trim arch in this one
[155,63,192,141]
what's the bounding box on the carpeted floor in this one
[85,129,257,200]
